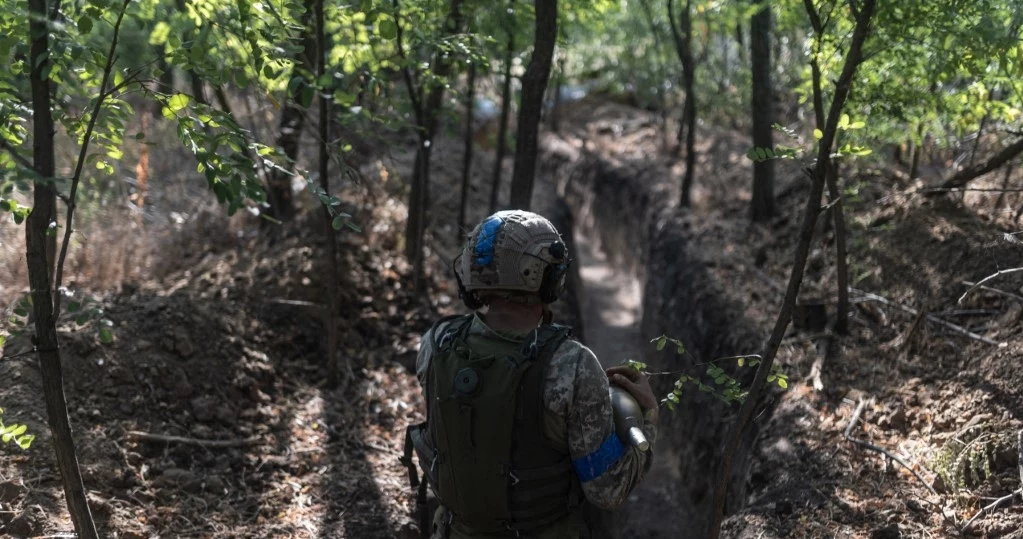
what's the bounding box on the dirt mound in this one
[552,95,1023,538]
[0,205,435,538]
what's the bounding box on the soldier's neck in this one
[482,301,543,334]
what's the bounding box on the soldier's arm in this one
[562,345,657,510]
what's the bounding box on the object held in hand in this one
[609,386,650,451]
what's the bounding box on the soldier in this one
[402,210,658,539]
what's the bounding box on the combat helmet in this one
[455,210,570,308]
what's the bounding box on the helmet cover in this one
[457,210,567,297]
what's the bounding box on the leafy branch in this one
[52,0,133,321]
[0,408,34,450]
[622,336,788,412]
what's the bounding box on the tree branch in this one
[52,0,132,319]
[126,431,262,448]
[961,488,1022,532]
[0,139,34,170]
[844,399,939,496]
[959,267,1023,304]
[391,0,424,125]
[936,137,1023,191]
[853,288,1005,346]
[708,2,877,537]
[803,0,823,34]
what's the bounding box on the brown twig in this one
[958,267,1023,304]
[53,0,132,319]
[960,488,1022,532]
[852,288,1005,346]
[844,399,939,497]
[960,280,1023,302]
[126,431,262,449]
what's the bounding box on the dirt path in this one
[575,230,686,538]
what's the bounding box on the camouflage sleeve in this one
[546,341,656,510]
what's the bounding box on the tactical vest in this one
[404,315,582,536]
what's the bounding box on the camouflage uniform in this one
[417,313,657,539]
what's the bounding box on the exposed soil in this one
[1,94,1022,539]
[554,97,1023,539]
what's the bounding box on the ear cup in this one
[539,263,568,304]
[459,286,485,310]
[453,254,485,310]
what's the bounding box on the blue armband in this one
[572,431,626,483]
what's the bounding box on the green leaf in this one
[167,94,190,113]
[300,85,316,108]
[654,336,666,351]
[777,378,788,389]
[378,19,398,40]
[16,434,34,449]
[68,301,81,313]
[838,114,850,129]
[78,15,93,35]
[99,327,114,344]
[737,357,744,367]
[624,359,647,372]
[331,215,346,230]
[813,129,823,140]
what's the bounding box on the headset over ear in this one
[538,240,570,304]
[453,255,485,310]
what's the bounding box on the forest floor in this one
[0,96,1022,539]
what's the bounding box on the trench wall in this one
[552,148,766,538]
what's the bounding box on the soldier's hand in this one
[606,366,658,420]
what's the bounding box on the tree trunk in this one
[458,62,477,241]
[709,1,877,537]
[637,0,670,150]
[27,0,99,537]
[489,22,515,213]
[400,0,465,290]
[735,21,746,66]
[265,0,317,222]
[667,0,696,207]
[750,0,775,221]
[508,0,558,210]
[910,124,924,180]
[826,161,849,334]
[805,0,848,331]
[549,56,564,134]
[314,0,341,386]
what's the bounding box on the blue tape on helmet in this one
[474,216,504,266]
[572,430,626,483]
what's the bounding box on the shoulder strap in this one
[516,324,572,448]
[432,313,473,351]
[508,324,577,531]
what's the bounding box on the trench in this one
[548,153,766,539]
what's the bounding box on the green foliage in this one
[640,336,786,412]
[0,408,34,450]
[307,180,361,232]
[747,115,872,164]
[931,424,1016,493]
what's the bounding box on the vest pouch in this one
[408,422,441,488]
